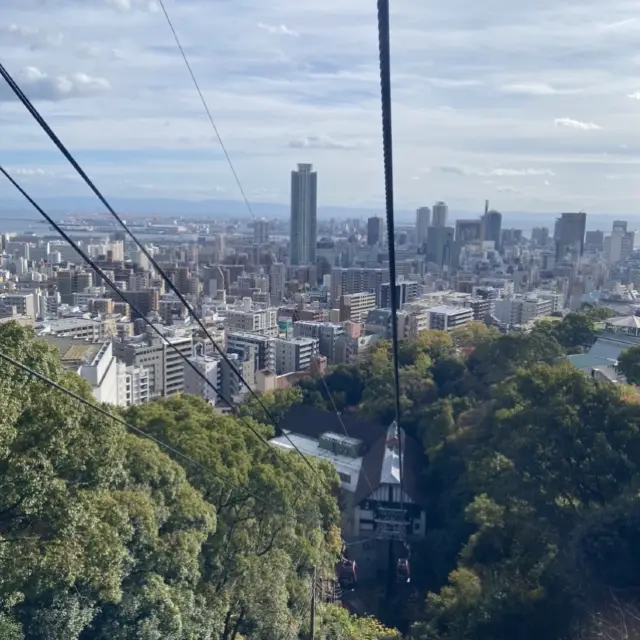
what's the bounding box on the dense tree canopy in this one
[617,344,640,384]
[291,309,640,640]
[2,304,635,640]
[0,323,360,639]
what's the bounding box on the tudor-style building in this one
[273,404,427,580]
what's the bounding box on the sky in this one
[1,0,640,216]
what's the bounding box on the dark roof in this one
[279,404,427,505]
[352,431,426,505]
[278,404,385,446]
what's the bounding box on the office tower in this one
[330,267,387,304]
[585,230,604,253]
[290,163,318,265]
[367,216,385,246]
[604,220,634,264]
[425,226,455,270]
[432,201,448,227]
[254,218,270,244]
[482,209,503,248]
[455,219,482,245]
[531,227,550,247]
[269,262,287,304]
[555,212,587,259]
[416,207,431,245]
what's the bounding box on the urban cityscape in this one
[1,161,637,409]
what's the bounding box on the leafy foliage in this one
[0,323,344,639]
[617,344,640,384]
[288,311,640,640]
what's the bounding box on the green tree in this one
[617,345,640,384]
[124,395,342,640]
[319,604,401,639]
[0,323,217,639]
[555,312,596,350]
[450,322,499,350]
[412,362,640,640]
[239,386,303,429]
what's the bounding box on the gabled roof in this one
[278,404,427,505]
[606,315,640,329]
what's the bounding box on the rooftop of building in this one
[276,404,427,504]
[566,353,618,372]
[36,317,101,332]
[428,304,473,315]
[43,337,106,367]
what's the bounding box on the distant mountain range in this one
[0,195,637,232]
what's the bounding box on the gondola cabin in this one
[337,559,357,590]
[397,558,410,583]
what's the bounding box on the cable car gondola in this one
[337,558,357,591]
[396,558,410,583]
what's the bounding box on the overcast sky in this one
[1,0,640,215]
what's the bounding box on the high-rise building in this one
[254,219,270,244]
[425,226,455,270]
[416,207,431,245]
[455,219,482,245]
[274,337,319,375]
[269,262,287,304]
[556,212,587,259]
[532,227,550,247]
[290,163,318,265]
[432,201,448,228]
[367,216,385,246]
[330,267,387,304]
[184,355,221,406]
[482,210,502,248]
[585,230,604,252]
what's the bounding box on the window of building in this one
[338,472,351,483]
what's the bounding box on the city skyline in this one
[3,0,640,214]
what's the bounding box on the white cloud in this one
[0,24,64,50]
[602,18,637,31]
[628,92,640,100]
[0,66,111,102]
[2,0,640,212]
[502,82,568,96]
[489,168,555,177]
[288,135,362,150]
[425,78,482,88]
[554,118,602,131]
[8,167,50,177]
[430,166,554,178]
[497,185,519,193]
[257,22,299,37]
[106,0,132,10]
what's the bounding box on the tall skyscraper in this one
[432,201,448,227]
[254,219,270,244]
[269,262,287,304]
[290,163,318,265]
[455,219,482,244]
[425,226,455,271]
[416,207,431,245]
[482,210,503,249]
[367,216,385,246]
[556,212,587,259]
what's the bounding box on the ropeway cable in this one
[156,0,256,219]
[0,165,330,498]
[0,61,327,488]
